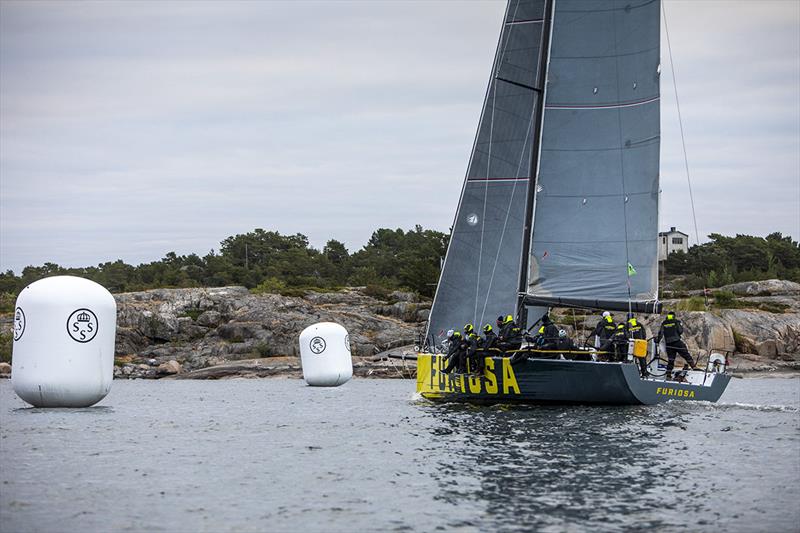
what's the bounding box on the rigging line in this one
[610,2,634,316]
[475,0,523,326]
[663,0,707,306]
[475,86,495,325]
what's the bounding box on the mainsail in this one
[525,0,661,313]
[426,0,549,345]
[427,0,662,346]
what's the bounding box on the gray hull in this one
[416,354,730,405]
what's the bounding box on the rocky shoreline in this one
[1,280,798,381]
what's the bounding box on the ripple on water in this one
[0,377,798,532]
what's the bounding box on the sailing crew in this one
[626,315,646,340]
[497,314,523,352]
[656,311,697,380]
[592,311,617,347]
[626,315,648,376]
[482,323,498,351]
[463,323,483,374]
[535,313,560,346]
[599,323,629,362]
[554,329,578,353]
[442,331,464,374]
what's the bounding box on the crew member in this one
[656,311,697,380]
[599,323,629,362]
[626,315,648,376]
[442,330,464,374]
[463,323,482,374]
[554,329,578,354]
[498,314,523,352]
[592,311,616,347]
[626,315,646,340]
[535,314,559,346]
[482,323,498,352]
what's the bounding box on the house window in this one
[672,237,683,245]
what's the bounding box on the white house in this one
[658,227,689,261]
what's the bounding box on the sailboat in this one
[416,0,730,404]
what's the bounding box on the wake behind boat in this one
[416,0,732,405]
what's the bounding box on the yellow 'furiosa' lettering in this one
[417,355,521,396]
[655,386,696,398]
[484,358,499,394]
[502,358,520,394]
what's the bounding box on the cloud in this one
[1,0,798,273]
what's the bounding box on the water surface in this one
[1,377,798,532]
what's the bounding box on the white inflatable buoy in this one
[11,276,116,407]
[299,322,352,387]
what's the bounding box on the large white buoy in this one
[299,322,352,387]
[11,276,117,407]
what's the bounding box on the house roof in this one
[658,230,689,237]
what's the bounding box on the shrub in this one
[675,296,707,312]
[251,277,287,294]
[179,308,203,321]
[757,301,790,314]
[0,332,11,363]
[363,284,392,301]
[254,342,273,357]
[712,291,742,308]
[0,293,15,315]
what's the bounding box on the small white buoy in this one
[299,322,352,387]
[12,276,116,407]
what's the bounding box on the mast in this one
[515,0,554,327]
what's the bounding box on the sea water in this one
[1,377,798,532]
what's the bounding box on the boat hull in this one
[416,354,730,405]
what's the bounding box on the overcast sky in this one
[1,0,798,274]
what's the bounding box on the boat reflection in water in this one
[420,401,731,531]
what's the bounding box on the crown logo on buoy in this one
[76,312,91,322]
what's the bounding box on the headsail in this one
[525,0,661,313]
[426,0,549,345]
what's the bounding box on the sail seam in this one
[543,144,657,153]
[558,0,657,14]
[535,238,654,244]
[547,96,659,110]
[553,45,659,60]
[540,191,653,198]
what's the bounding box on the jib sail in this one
[426,0,549,345]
